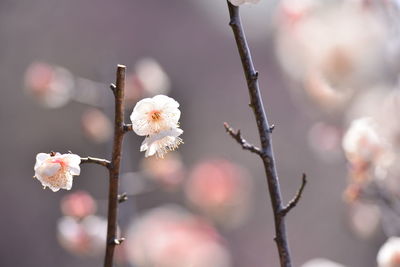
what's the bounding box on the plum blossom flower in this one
[301,258,346,267]
[34,152,81,192]
[130,95,180,136]
[57,215,107,257]
[377,237,400,267]
[185,159,252,227]
[125,205,231,267]
[130,95,183,158]
[140,128,183,158]
[61,191,97,219]
[229,0,260,6]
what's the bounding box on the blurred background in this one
[2,0,400,266]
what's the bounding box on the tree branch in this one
[224,122,262,155]
[226,2,306,266]
[281,174,307,216]
[80,157,111,169]
[104,65,126,267]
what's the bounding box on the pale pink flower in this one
[125,205,231,267]
[34,152,81,192]
[229,0,260,6]
[130,95,181,136]
[81,108,113,143]
[61,191,97,219]
[24,62,74,108]
[185,159,252,227]
[377,237,400,267]
[57,215,107,257]
[140,152,185,189]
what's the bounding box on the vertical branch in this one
[104,65,126,267]
[225,2,303,267]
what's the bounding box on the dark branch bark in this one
[104,65,126,267]
[281,174,307,216]
[80,157,111,169]
[224,122,262,155]
[226,2,306,266]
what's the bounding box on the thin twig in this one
[226,2,306,266]
[224,122,262,155]
[80,157,111,169]
[104,65,126,267]
[281,174,307,216]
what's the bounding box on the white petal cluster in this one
[34,152,81,192]
[301,258,346,267]
[229,0,260,6]
[377,237,400,267]
[130,95,183,158]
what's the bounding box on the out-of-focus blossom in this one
[57,215,107,257]
[185,159,252,227]
[347,201,380,239]
[34,152,81,192]
[125,58,171,105]
[24,62,74,108]
[342,117,394,182]
[308,122,342,162]
[301,258,346,267]
[377,237,400,267]
[140,152,185,190]
[125,205,231,267]
[275,0,389,111]
[131,95,183,158]
[61,191,97,219]
[81,108,113,143]
[229,0,260,6]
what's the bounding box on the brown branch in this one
[80,157,111,169]
[104,65,126,267]
[281,174,307,216]
[224,122,262,155]
[226,2,306,266]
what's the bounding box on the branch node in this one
[281,173,307,216]
[112,238,125,245]
[123,124,133,133]
[269,124,275,133]
[110,83,116,91]
[252,71,259,80]
[118,192,128,203]
[224,122,262,156]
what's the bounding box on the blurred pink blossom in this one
[60,190,97,219]
[185,159,252,227]
[57,215,107,257]
[81,108,113,143]
[140,152,185,190]
[24,62,74,108]
[125,205,231,267]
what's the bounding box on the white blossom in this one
[301,258,346,267]
[229,0,260,6]
[140,128,183,158]
[131,95,183,158]
[377,237,400,267]
[34,152,81,192]
[130,95,180,136]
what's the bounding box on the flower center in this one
[150,110,162,122]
